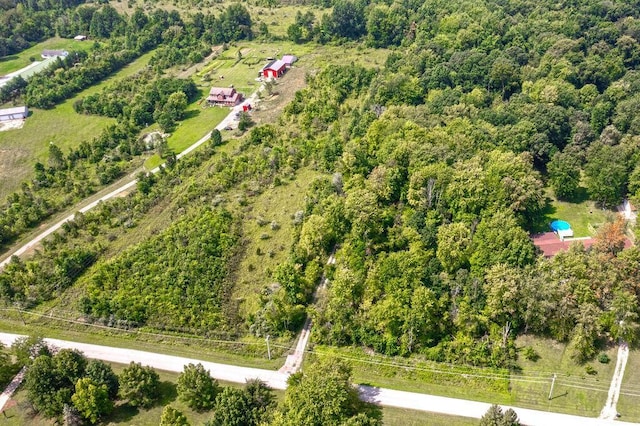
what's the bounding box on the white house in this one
[41,50,69,59]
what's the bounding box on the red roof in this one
[531,232,632,257]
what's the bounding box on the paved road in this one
[0,91,261,271]
[0,332,636,425]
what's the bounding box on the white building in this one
[0,106,28,121]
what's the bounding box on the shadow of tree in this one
[108,381,178,424]
[530,197,558,234]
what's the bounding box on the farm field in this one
[0,37,95,76]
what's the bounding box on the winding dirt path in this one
[600,342,629,420]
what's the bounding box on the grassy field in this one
[112,0,324,39]
[313,334,624,419]
[0,316,288,370]
[511,335,616,417]
[143,103,228,169]
[382,407,478,426]
[533,189,614,237]
[0,49,155,200]
[232,167,324,317]
[0,37,95,75]
[613,349,640,422]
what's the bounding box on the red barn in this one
[262,59,286,79]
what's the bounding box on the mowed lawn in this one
[0,37,95,75]
[0,50,155,200]
[511,335,616,417]
[547,199,613,237]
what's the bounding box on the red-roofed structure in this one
[532,232,632,257]
[207,87,242,106]
[262,60,286,79]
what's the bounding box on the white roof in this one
[557,229,573,239]
[0,106,28,116]
[265,60,286,70]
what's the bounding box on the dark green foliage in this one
[210,129,223,147]
[24,349,91,419]
[177,363,219,411]
[118,362,160,408]
[85,360,119,399]
[205,379,275,426]
[238,112,254,132]
[82,208,239,331]
[275,358,381,426]
[479,405,520,426]
[548,151,581,200]
[207,387,250,426]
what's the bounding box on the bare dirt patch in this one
[0,119,26,132]
[251,66,307,125]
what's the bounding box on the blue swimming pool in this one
[550,220,571,232]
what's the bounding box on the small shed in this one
[262,60,286,79]
[550,220,573,240]
[282,55,298,68]
[74,35,87,41]
[0,106,28,121]
[41,50,69,59]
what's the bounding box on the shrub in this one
[598,353,610,364]
[523,347,540,362]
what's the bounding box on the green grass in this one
[0,50,155,200]
[232,167,324,318]
[511,335,615,417]
[0,37,95,75]
[382,406,478,426]
[613,349,640,422]
[533,188,615,237]
[314,334,620,418]
[144,102,228,170]
[0,317,288,370]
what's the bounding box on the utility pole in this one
[266,335,271,360]
[548,373,557,400]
